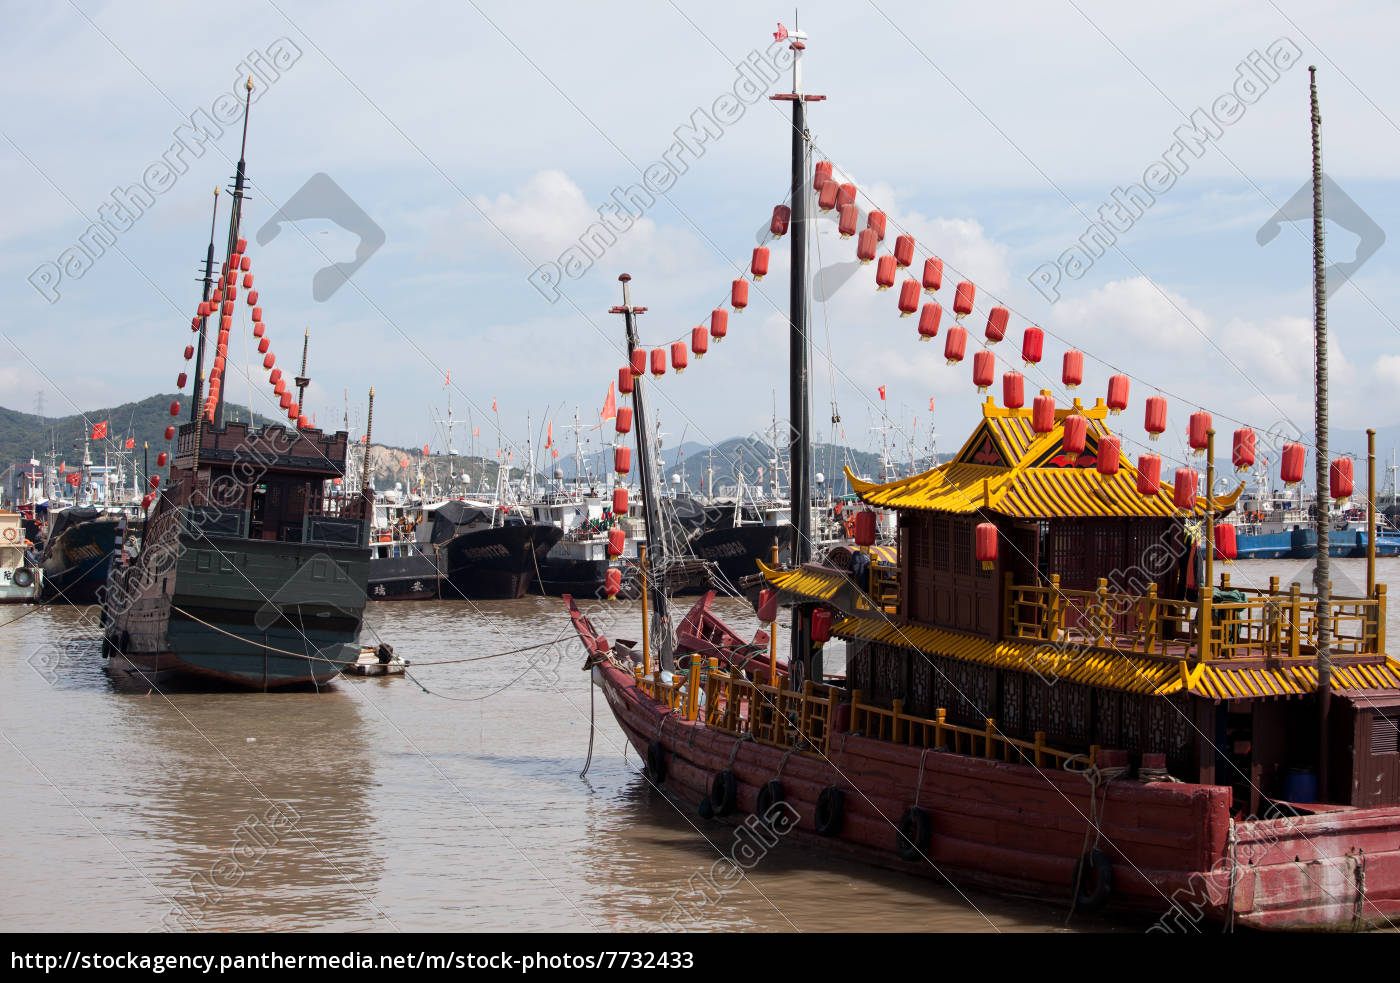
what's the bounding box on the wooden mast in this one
[189,188,220,423]
[213,77,255,430]
[1309,66,1333,800]
[611,274,672,669]
[774,25,823,686]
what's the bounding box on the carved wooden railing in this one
[1003,572,1386,661]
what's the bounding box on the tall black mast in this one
[189,188,220,423]
[1309,66,1333,798]
[213,76,255,430]
[610,274,673,669]
[774,26,822,684]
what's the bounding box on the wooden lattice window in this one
[912,515,931,569]
[952,521,972,575]
[932,517,950,571]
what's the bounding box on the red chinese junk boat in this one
[564,33,1399,930]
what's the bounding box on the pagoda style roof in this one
[847,396,1243,520]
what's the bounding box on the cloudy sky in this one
[2,1,1397,482]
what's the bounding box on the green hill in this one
[0,394,280,469]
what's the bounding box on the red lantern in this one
[612,487,628,515]
[953,281,975,317]
[242,273,253,289]
[258,338,270,354]
[141,493,153,509]
[1032,393,1055,434]
[220,315,231,332]
[917,303,942,341]
[1096,435,1121,477]
[1062,414,1087,456]
[836,183,856,210]
[618,367,634,395]
[731,279,748,311]
[972,350,995,393]
[149,475,160,489]
[854,510,877,547]
[274,380,286,397]
[1002,371,1024,409]
[1331,457,1354,500]
[615,407,633,434]
[1173,469,1199,510]
[183,345,194,360]
[1022,325,1044,365]
[1062,349,1084,389]
[604,568,622,598]
[607,528,625,558]
[297,415,308,430]
[1232,428,1256,472]
[811,608,832,644]
[1106,374,1129,414]
[897,279,920,317]
[818,179,839,211]
[220,300,231,316]
[670,340,688,373]
[1136,454,1161,496]
[867,210,886,241]
[240,254,250,272]
[893,234,915,268]
[1144,395,1167,440]
[263,353,275,370]
[650,348,666,377]
[254,323,265,338]
[164,425,175,440]
[944,325,967,364]
[691,325,709,359]
[711,308,729,340]
[236,236,247,253]
[1189,411,1211,455]
[157,451,169,468]
[288,402,299,420]
[922,257,943,293]
[269,368,282,385]
[856,228,879,264]
[975,522,998,571]
[247,289,258,306]
[191,316,201,332]
[251,306,263,322]
[813,160,833,192]
[838,204,859,238]
[169,401,180,417]
[176,372,187,389]
[630,349,646,377]
[757,589,778,624]
[615,447,631,475]
[875,254,896,290]
[770,204,791,237]
[212,356,225,375]
[280,393,292,410]
[751,246,770,280]
[1214,523,1238,561]
[985,306,1009,344]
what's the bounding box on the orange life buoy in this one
[2,527,16,542]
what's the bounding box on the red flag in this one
[773,22,788,41]
[545,421,553,449]
[59,461,66,474]
[66,472,80,487]
[472,427,479,437]
[929,397,935,412]
[492,398,497,412]
[91,420,108,440]
[551,448,559,459]
[878,386,886,401]
[422,443,430,456]
[401,458,410,468]
[125,437,135,450]
[600,381,617,421]
[444,371,450,388]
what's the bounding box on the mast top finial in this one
[246,75,255,92]
[618,273,631,282]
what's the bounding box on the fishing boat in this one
[101,78,372,689]
[0,511,41,603]
[565,35,1400,930]
[368,497,445,600]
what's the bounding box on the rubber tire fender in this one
[896,806,931,861]
[644,740,667,784]
[814,786,845,837]
[755,779,785,820]
[710,770,738,816]
[1071,849,1114,913]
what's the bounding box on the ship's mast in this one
[213,77,255,430]
[1309,66,1333,799]
[611,274,672,669]
[775,24,822,684]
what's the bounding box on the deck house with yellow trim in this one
[763,396,1400,810]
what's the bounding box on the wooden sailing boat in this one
[565,42,1400,929]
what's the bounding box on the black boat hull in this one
[440,523,563,599]
[40,514,121,605]
[688,524,789,594]
[368,548,443,601]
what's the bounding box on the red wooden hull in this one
[594,661,1400,930]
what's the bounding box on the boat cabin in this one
[766,396,1400,812]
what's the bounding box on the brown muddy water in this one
[0,557,1392,933]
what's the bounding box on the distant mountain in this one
[0,394,279,471]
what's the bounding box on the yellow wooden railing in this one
[1003,572,1386,662]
